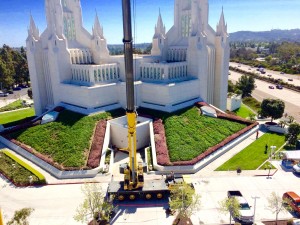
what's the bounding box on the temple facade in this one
[26,0,229,116]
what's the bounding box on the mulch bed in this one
[262,220,289,225]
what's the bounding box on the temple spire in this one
[92,12,104,38]
[28,14,39,40]
[216,7,227,36]
[154,9,166,38]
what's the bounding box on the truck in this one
[227,191,254,224]
[107,0,188,201]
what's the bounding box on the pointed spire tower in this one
[93,12,104,39]
[216,7,227,36]
[151,9,166,57]
[28,14,40,40]
[91,12,109,64]
[153,9,166,38]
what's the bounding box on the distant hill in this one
[229,29,300,42]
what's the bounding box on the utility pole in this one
[251,196,260,223]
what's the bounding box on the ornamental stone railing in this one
[140,61,188,83]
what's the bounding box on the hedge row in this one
[3,149,46,184]
[87,120,107,168]
[154,103,258,166]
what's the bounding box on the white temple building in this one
[26,0,229,116]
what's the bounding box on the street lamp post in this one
[251,196,260,223]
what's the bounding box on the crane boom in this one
[121,0,143,190]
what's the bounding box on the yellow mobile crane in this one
[107,0,169,201]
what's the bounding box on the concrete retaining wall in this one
[0,131,112,179]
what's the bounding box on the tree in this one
[219,197,240,225]
[228,80,236,93]
[27,88,33,99]
[235,75,255,97]
[285,122,300,145]
[266,192,289,225]
[169,182,201,220]
[74,183,113,225]
[7,208,34,225]
[260,99,285,122]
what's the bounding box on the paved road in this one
[230,62,300,87]
[229,70,300,122]
[0,88,30,108]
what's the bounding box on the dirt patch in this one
[262,220,288,225]
[172,215,193,225]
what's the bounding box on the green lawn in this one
[164,107,247,162]
[216,132,286,171]
[233,104,254,119]
[0,100,27,112]
[10,109,123,168]
[0,108,35,126]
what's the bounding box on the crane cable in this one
[132,0,138,109]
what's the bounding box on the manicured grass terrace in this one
[163,107,247,162]
[9,109,123,168]
[233,104,254,119]
[0,107,35,127]
[216,132,286,171]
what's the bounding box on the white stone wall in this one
[227,94,242,111]
[27,0,229,115]
[109,116,152,149]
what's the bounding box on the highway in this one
[229,65,300,123]
[230,62,300,86]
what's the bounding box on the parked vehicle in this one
[282,192,300,216]
[276,85,283,89]
[293,162,300,175]
[280,72,285,74]
[227,191,254,224]
[269,86,274,89]
[0,92,8,97]
[288,78,293,81]
[13,87,22,91]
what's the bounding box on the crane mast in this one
[121,0,144,191]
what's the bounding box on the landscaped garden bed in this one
[3,109,124,170]
[141,103,258,166]
[0,150,46,186]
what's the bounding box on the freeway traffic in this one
[229,64,300,123]
[230,62,300,87]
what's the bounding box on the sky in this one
[0,0,300,47]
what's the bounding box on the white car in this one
[293,219,300,225]
[0,92,8,97]
[293,163,300,174]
